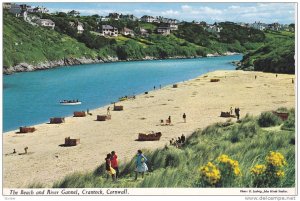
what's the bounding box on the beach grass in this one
[47,108,295,188]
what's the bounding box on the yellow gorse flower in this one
[217,154,242,176]
[251,164,267,175]
[199,162,221,185]
[276,170,285,178]
[266,151,287,167]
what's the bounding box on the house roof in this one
[123,27,133,32]
[102,25,116,29]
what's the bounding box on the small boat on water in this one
[60,100,82,105]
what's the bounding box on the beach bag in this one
[107,167,116,175]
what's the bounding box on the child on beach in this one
[110,151,119,179]
[135,150,148,180]
[105,153,116,181]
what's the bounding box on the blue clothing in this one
[136,154,148,172]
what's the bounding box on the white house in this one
[121,27,134,36]
[96,17,110,24]
[206,25,222,33]
[157,26,171,35]
[250,21,267,31]
[36,19,55,29]
[101,25,118,36]
[3,3,12,10]
[70,21,84,34]
[168,23,178,30]
[141,15,156,23]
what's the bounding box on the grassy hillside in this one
[238,31,295,74]
[27,108,294,188]
[3,12,97,68]
[3,11,295,74]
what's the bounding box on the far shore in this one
[3,70,295,188]
[3,52,242,75]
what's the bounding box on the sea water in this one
[3,55,242,132]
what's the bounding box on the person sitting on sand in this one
[135,150,148,180]
[183,113,186,123]
[13,149,16,154]
[110,151,119,179]
[105,153,116,181]
[24,147,28,154]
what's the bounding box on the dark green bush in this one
[258,112,281,127]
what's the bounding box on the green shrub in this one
[282,109,295,131]
[258,112,281,127]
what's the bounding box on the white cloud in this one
[161,9,179,16]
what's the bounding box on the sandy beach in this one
[3,70,295,188]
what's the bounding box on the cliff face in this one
[3,57,104,75]
[3,52,242,75]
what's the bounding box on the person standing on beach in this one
[107,106,110,115]
[135,150,148,180]
[183,113,186,123]
[168,116,171,124]
[154,86,156,90]
[236,108,240,120]
[230,107,233,115]
[110,151,119,179]
[181,134,186,144]
[105,153,116,181]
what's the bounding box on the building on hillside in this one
[68,10,80,16]
[96,16,110,23]
[141,15,156,23]
[167,23,178,30]
[101,25,118,36]
[108,13,120,20]
[120,14,138,21]
[268,23,281,31]
[69,21,84,34]
[9,4,22,17]
[36,19,55,29]
[3,3,12,10]
[121,27,134,36]
[157,26,171,35]
[139,28,149,36]
[31,6,49,13]
[250,21,267,31]
[206,24,222,33]
[157,17,179,24]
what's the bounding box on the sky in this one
[27,2,296,24]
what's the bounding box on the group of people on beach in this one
[105,150,148,181]
[170,134,186,148]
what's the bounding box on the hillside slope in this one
[237,31,295,74]
[3,12,97,72]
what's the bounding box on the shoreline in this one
[3,70,295,188]
[3,52,242,75]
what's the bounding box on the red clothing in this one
[111,154,118,168]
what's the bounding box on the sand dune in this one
[3,70,295,188]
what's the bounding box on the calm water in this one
[3,55,242,132]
